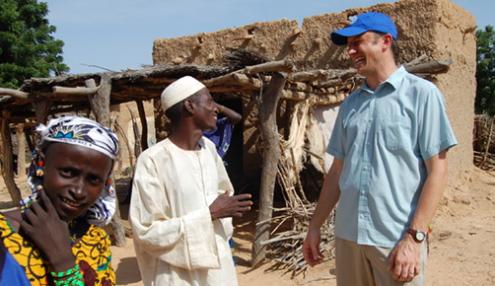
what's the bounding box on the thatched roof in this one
[0,52,451,121]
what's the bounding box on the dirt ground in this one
[1,167,494,285]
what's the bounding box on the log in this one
[86,75,127,247]
[204,59,292,89]
[405,59,452,74]
[289,70,330,82]
[0,111,22,205]
[251,72,287,266]
[244,59,294,74]
[53,85,99,95]
[203,73,261,90]
[0,88,29,99]
[288,69,355,82]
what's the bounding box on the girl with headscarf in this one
[0,116,119,286]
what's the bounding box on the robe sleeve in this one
[129,150,220,270]
[207,140,235,238]
[214,152,234,196]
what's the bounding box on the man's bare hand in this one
[209,193,252,220]
[303,228,324,266]
[389,235,421,282]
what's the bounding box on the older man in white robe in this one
[130,76,252,286]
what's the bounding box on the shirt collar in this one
[358,65,406,94]
[384,65,406,90]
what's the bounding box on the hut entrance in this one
[213,96,244,193]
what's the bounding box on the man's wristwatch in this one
[407,228,427,243]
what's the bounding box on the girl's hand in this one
[20,190,76,271]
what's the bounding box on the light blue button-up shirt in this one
[327,66,457,248]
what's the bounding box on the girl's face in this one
[42,143,113,221]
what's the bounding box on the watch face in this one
[415,232,426,241]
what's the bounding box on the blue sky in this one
[43,0,493,74]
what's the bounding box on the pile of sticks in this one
[263,203,335,278]
[259,123,336,277]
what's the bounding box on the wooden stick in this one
[0,88,29,99]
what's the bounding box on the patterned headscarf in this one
[22,116,119,226]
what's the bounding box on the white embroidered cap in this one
[161,76,206,111]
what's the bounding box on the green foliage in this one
[0,0,69,88]
[476,25,495,116]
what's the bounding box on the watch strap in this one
[407,228,427,243]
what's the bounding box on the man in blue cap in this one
[302,11,457,285]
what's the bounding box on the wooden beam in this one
[252,72,287,266]
[204,73,262,90]
[53,85,99,95]
[244,59,294,74]
[0,88,29,99]
[405,59,452,74]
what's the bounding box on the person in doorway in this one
[203,103,241,159]
[302,12,457,286]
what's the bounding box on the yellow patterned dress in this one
[0,213,115,286]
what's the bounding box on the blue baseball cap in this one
[330,12,398,45]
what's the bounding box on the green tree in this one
[0,0,69,89]
[476,25,495,116]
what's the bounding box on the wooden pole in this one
[33,99,52,124]
[16,124,26,178]
[0,111,22,204]
[86,75,127,247]
[251,72,287,266]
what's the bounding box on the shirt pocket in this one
[379,114,412,152]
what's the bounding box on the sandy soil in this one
[1,167,494,285]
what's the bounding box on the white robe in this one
[130,137,237,286]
